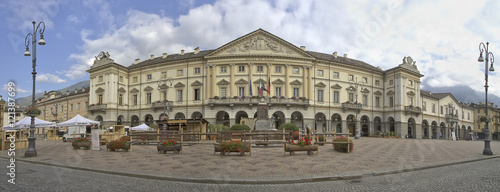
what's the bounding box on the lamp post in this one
[349,77,364,139]
[24,21,46,157]
[478,42,494,155]
[49,103,60,140]
[157,77,174,131]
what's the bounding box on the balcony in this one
[404,106,422,116]
[150,101,173,113]
[445,114,459,122]
[88,104,107,114]
[341,102,363,113]
[208,97,309,110]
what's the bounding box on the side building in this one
[86,29,474,139]
[470,102,500,140]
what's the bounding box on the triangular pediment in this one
[272,78,285,85]
[290,79,302,85]
[374,90,382,96]
[191,80,203,87]
[217,79,230,85]
[235,78,249,84]
[95,87,105,93]
[253,78,267,84]
[406,90,415,96]
[387,90,395,95]
[346,86,357,92]
[118,87,126,93]
[315,82,326,88]
[143,86,153,92]
[174,82,185,88]
[360,88,370,93]
[130,88,139,93]
[331,84,342,89]
[205,29,315,59]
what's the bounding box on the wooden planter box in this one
[72,141,91,150]
[106,142,131,152]
[214,143,250,156]
[157,144,181,154]
[285,144,318,155]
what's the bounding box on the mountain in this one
[422,85,500,105]
[16,80,90,108]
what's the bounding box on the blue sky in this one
[1,0,500,101]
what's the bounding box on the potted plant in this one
[157,139,181,154]
[292,131,300,140]
[23,105,41,117]
[72,137,91,150]
[215,140,250,156]
[213,96,220,100]
[280,96,285,99]
[317,135,326,146]
[233,96,239,99]
[106,136,130,151]
[272,96,277,99]
[332,137,353,153]
[221,96,227,100]
[480,116,490,123]
[285,137,318,155]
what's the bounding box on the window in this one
[478,124,480,130]
[275,66,281,73]
[147,74,152,80]
[440,106,443,114]
[348,74,354,81]
[98,76,103,82]
[318,90,324,102]
[162,91,166,101]
[85,102,88,109]
[362,95,368,106]
[462,111,464,119]
[317,70,323,76]
[177,90,183,102]
[119,76,124,82]
[293,67,299,74]
[98,94,103,104]
[70,104,73,111]
[408,80,413,86]
[119,94,123,105]
[220,66,227,73]
[333,72,339,78]
[133,77,138,83]
[275,87,282,97]
[133,95,137,105]
[77,103,80,110]
[362,77,368,83]
[61,105,64,113]
[194,68,200,74]
[375,97,380,107]
[293,88,299,98]
[375,80,380,85]
[194,88,200,101]
[349,93,354,102]
[389,80,394,85]
[432,104,436,113]
[238,87,245,97]
[220,87,227,97]
[334,91,339,103]
[146,93,152,104]
[177,70,183,76]
[257,66,263,72]
[238,66,245,72]
[409,97,413,105]
[423,102,427,111]
[468,113,470,120]
[389,97,394,107]
[162,72,167,79]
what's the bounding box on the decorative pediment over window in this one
[360,88,370,93]
[315,82,326,88]
[272,78,285,85]
[253,78,267,84]
[95,87,105,93]
[235,78,249,84]
[191,80,203,87]
[158,84,170,89]
[130,88,139,93]
[290,79,302,85]
[345,86,357,92]
[374,90,382,96]
[143,86,154,92]
[117,87,126,93]
[174,82,185,88]
[331,84,342,89]
[406,90,415,96]
[387,90,395,95]
[217,79,230,85]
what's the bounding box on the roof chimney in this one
[135,58,140,64]
[194,47,200,54]
[333,52,337,58]
[66,90,70,95]
[300,46,306,51]
[181,50,184,55]
[162,53,168,58]
[150,55,155,60]
[344,54,347,58]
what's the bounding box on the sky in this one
[1,0,500,103]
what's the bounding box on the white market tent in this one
[130,123,150,131]
[2,116,56,130]
[57,114,100,127]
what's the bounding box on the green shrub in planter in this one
[230,124,250,131]
[213,96,220,100]
[277,123,299,132]
[332,137,353,152]
[317,135,325,142]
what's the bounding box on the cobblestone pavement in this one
[0,137,499,183]
[1,154,499,191]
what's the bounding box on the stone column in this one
[89,76,94,104]
[230,63,235,97]
[229,118,236,127]
[308,67,313,100]
[303,66,307,98]
[415,123,422,139]
[285,64,290,98]
[341,120,347,134]
[212,65,217,98]
[205,64,210,98]
[369,121,374,136]
[267,63,272,97]
[248,63,253,96]
[355,120,361,138]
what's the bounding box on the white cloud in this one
[37,73,66,83]
[3,0,64,32]
[2,84,29,94]
[67,15,79,23]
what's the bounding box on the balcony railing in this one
[150,101,174,113]
[88,104,107,114]
[208,97,309,109]
[445,114,459,122]
[404,106,422,116]
[341,102,363,113]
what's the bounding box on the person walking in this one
[440,132,443,139]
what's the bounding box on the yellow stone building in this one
[86,29,474,139]
[471,102,500,140]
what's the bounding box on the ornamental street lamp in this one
[349,77,364,139]
[24,21,46,157]
[478,42,494,155]
[49,103,60,140]
[157,77,174,131]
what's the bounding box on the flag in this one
[267,77,271,94]
[249,81,253,96]
[259,82,262,96]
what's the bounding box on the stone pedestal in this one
[255,100,270,130]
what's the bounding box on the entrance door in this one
[348,124,355,136]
